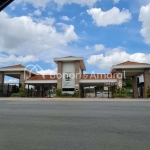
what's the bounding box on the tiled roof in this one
[2,64,25,69]
[117,61,148,66]
[27,75,57,80]
[81,74,116,79]
[27,74,116,80]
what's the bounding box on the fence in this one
[0,83,21,97]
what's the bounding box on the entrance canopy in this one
[0,64,38,79]
[111,61,150,78]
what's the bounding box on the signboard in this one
[63,72,74,88]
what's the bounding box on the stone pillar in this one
[75,61,80,90]
[57,61,63,89]
[143,69,150,98]
[20,72,25,88]
[132,76,138,98]
[0,72,4,83]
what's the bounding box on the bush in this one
[55,88,62,97]
[11,93,21,97]
[147,85,150,98]
[61,93,73,98]
[11,87,27,97]
[113,87,127,98]
[19,87,27,97]
[74,90,80,98]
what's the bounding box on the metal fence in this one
[0,83,21,97]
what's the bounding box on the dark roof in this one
[0,0,14,11]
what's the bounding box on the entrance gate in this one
[84,86,112,98]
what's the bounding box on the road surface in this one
[0,100,150,150]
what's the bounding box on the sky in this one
[0,0,150,82]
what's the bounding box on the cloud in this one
[85,45,91,50]
[85,44,105,51]
[87,7,132,27]
[60,16,72,21]
[60,16,75,21]
[94,44,105,51]
[5,79,19,83]
[113,0,120,4]
[0,11,78,57]
[139,3,150,44]
[87,47,150,70]
[38,68,57,75]
[33,9,42,16]
[14,0,50,8]
[0,54,38,65]
[80,20,87,26]
[14,0,99,8]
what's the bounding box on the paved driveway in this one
[0,100,150,150]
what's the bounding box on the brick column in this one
[75,61,80,90]
[0,72,4,83]
[111,85,116,97]
[143,69,150,98]
[132,76,138,98]
[20,72,25,88]
[80,85,84,98]
[57,61,62,89]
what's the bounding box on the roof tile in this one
[27,75,57,80]
[27,74,116,80]
[2,64,25,69]
[117,61,148,66]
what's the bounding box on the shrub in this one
[74,90,80,98]
[19,87,27,97]
[61,93,73,98]
[147,85,150,98]
[113,87,127,98]
[55,88,62,97]
[11,93,21,97]
[11,87,27,97]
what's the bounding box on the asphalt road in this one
[0,100,150,150]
